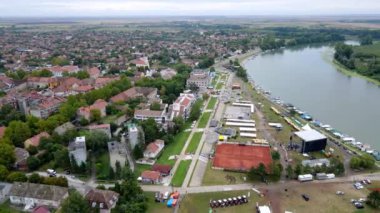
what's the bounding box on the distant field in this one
[171,160,191,187]
[353,42,380,57]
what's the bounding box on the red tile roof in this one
[25,132,50,147]
[152,164,171,175]
[141,171,161,180]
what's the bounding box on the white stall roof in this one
[295,129,327,142]
[226,122,255,127]
[240,133,257,138]
[239,127,257,132]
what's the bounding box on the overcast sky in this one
[1,0,380,17]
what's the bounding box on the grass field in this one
[216,82,224,90]
[353,42,380,57]
[180,190,263,213]
[0,201,22,213]
[171,160,191,187]
[95,153,111,180]
[134,164,152,177]
[202,161,248,186]
[197,112,212,128]
[206,97,218,110]
[156,131,191,166]
[145,192,172,213]
[271,182,378,213]
[186,132,203,154]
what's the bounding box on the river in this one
[243,44,380,150]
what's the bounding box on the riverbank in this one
[332,59,380,86]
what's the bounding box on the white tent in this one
[302,123,313,131]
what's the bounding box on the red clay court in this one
[212,143,272,171]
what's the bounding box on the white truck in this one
[298,174,313,182]
[46,169,57,177]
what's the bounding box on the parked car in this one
[336,191,345,195]
[354,202,364,209]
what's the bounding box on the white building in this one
[134,109,166,124]
[128,123,139,149]
[9,182,68,209]
[68,136,87,166]
[143,139,165,159]
[170,93,196,120]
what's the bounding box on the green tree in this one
[86,131,109,153]
[360,35,373,46]
[271,151,280,161]
[133,145,144,159]
[150,102,161,111]
[27,156,41,171]
[28,173,43,183]
[189,100,202,121]
[4,120,32,147]
[350,156,361,169]
[90,109,101,123]
[367,191,380,209]
[286,165,294,179]
[7,172,28,182]
[61,190,90,213]
[0,143,16,168]
[140,118,160,143]
[0,165,9,181]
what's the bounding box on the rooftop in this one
[295,129,327,142]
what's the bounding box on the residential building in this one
[110,87,159,104]
[48,65,80,77]
[87,67,101,79]
[88,124,111,139]
[85,189,119,210]
[54,122,75,135]
[0,75,14,91]
[152,164,172,176]
[24,132,50,148]
[33,206,51,213]
[0,182,12,203]
[14,148,30,171]
[170,93,196,120]
[160,68,177,80]
[77,99,107,120]
[27,77,58,89]
[127,123,139,149]
[29,97,66,119]
[140,171,162,184]
[134,109,166,124]
[9,182,68,209]
[107,141,127,170]
[186,69,210,91]
[68,136,87,166]
[143,139,165,159]
[130,57,150,69]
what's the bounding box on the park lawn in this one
[180,190,262,213]
[216,82,224,90]
[185,132,203,154]
[202,161,248,186]
[206,97,218,110]
[171,160,191,187]
[95,153,110,180]
[156,131,191,166]
[144,192,172,213]
[197,112,212,128]
[0,201,22,213]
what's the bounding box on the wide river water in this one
[243,44,380,150]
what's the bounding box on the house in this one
[14,148,30,171]
[109,87,159,104]
[68,136,87,166]
[140,171,162,184]
[9,182,68,209]
[0,182,12,202]
[0,75,14,91]
[127,123,139,149]
[87,67,101,79]
[88,124,112,139]
[54,122,75,135]
[160,68,177,80]
[152,164,172,176]
[27,77,58,89]
[24,132,50,148]
[143,139,165,159]
[186,70,210,91]
[29,97,66,119]
[77,99,108,120]
[85,189,119,210]
[48,65,80,77]
[130,57,150,69]
[134,109,166,124]
[0,126,5,139]
[170,93,196,120]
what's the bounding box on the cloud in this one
[0,0,380,17]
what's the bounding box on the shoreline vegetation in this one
[332,59,380,86]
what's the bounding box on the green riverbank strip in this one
[171,160,192,187]
[332,59,380,86]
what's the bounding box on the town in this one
[1,9,380,213]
